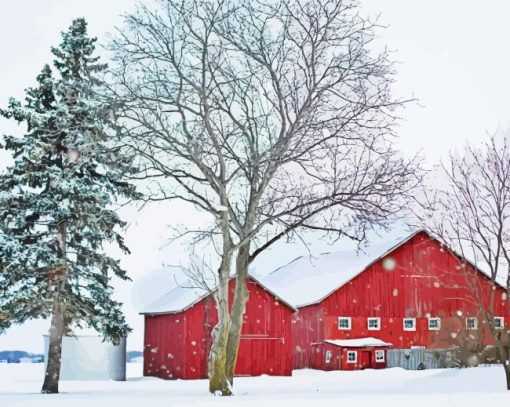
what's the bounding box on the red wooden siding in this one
[338,347,388,371]
[291,304,323,369]
[143,313,186,379]
[310,342,341,371]
[292,231,509,370]
[144,278,293,379]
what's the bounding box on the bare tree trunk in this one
[225,243,250,384]
[504,364,510,390]
[208,257,233,396]
[41,301,66,394]
[496,342,510,390]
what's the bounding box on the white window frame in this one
[403,317,416,331]
[494,316,504,330]
[375,350,385,363]
[367,317,381,331]
[347,350,357,363]
[428,317,441,331]
[466,317,478,330]
[338,316,352,330]
[325,350,332,363]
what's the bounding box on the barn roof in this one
[324,337,392,348]
[140,274,297,315]
[263,229,508,309]
[140,283,209,315]
[262,230,423,308]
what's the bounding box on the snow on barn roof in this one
[141,229,506,314]
[262,230,423,308]
[262,228,508,308]
[140,274,297,315]
[140,283,209,314]
[324,338,392,348]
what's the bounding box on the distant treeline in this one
[0,350,44,363]
[0,350,143,363]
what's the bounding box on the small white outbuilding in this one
[43,330,126,381]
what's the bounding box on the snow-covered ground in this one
[0,363,509,406]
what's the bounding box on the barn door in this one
[360,350,372,369]
[236,336,284,376]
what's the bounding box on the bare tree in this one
[109,0,421,395]
[416,134,510,389]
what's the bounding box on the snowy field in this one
[0,363,509,406]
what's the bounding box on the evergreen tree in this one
[0,18,137,393]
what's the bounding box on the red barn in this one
[264,230,509,370]
[140,275,296,379]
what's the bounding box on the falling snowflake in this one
[68,148,80,162]
[392,288,398,297]
[382,257,397,271]
[467,354,479,367]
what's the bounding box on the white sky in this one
[1,0,510,353]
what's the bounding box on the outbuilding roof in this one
[323,337,392,348]
[140,273,297,315]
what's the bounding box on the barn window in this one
[325,350,332,363]
[367,317,380,330]
[494,317,504,329]
[338,317,351,330]
[375,350,385,363]
[403,318,416,331]
[428,318,441,330]
[347,351,357,363]
[466,317,478,330]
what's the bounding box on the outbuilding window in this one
[325,350,332,363]
[347,351,357,363]
[367,317,381,330]
[428,317,441,330]
[466,317,478,330]
[375,350,385,363]
[403,318,416,331]
[494,317,504,329]
[338,317,352,330]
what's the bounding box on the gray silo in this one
[43,330,126,381]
